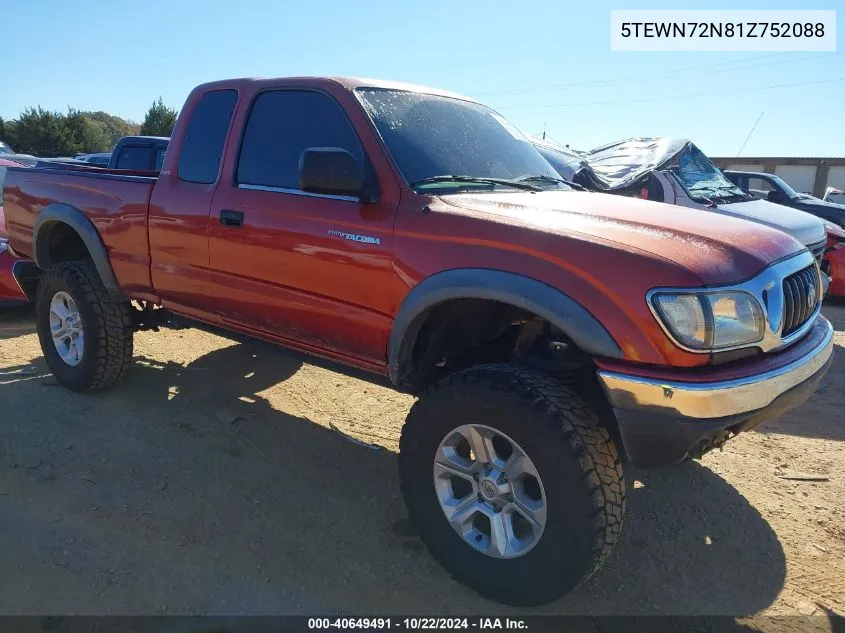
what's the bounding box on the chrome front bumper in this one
[598,318,834,420]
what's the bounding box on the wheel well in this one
[38,221,92,266]
[402,298,626,459]
[405,299,568,382]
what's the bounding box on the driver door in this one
[207,89,397,365]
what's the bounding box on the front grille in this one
[781,265,820,336]
[809,239,826,264]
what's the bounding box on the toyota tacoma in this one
[2,77,834,606]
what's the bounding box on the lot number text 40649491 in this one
[307,617,528,630]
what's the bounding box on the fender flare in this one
[388,268,623,386]
[33,203,123,295]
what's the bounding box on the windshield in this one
[672,146,749,202]
[356,88,566,193]
[0,142,13,155]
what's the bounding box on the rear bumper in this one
[598,317,834,467]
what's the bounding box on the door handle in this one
[219,209,244,227]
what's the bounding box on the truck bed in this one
[3,166,158,296]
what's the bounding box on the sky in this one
[1,0,842,157]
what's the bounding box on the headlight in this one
[651,291,765,350]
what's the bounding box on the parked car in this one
[824,186,845,205]
[816,220,845,298]
[2,77,833,606]
[0,157,29,305]
[108,136,168,170]
[75,152,113,166]
[0,157,28,236]
[0,238,27,306]
[724,170,845,229]
[531,136,587,182]
[722,170,845,297]
[534,138,829,269]
[0,153,39,166]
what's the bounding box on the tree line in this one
[0,97,178,157]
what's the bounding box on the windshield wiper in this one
[517,175,586,191]
[409,175,543,192]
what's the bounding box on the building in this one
[710,156,845,200]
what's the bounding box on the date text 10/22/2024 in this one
[307,617,528,630]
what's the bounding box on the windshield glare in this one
[673,146,747,201]
[356,88,564,191]
[0,142,13,155]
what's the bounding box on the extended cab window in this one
[237,90,363,191]
[178,89,238,184]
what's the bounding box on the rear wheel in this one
[399,363,625,606]
[35,260,133,391]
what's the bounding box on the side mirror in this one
[767,190,785,204]
[298,147,366,199]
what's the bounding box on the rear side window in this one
[115,146,154,170]
[155,148,167,170]
[237,90,363,190]
[178,89,238,184]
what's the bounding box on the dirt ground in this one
[0,302,843,617]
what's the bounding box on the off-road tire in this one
[398,363,625,606]
[35,260,133,391]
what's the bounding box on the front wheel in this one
[35,260,134,391]
[398,364,625,606]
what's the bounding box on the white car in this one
[824,186,845,206]
[534,137,828,265]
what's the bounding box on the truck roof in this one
[191,76,478,104]
[723,170,771,177]
[117,136,170,143]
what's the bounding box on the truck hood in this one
[716,198,826,246]
[439,190,804,284]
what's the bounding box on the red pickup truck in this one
[2,77,834,606]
